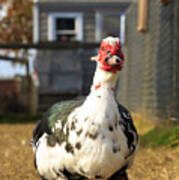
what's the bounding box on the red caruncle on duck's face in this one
[98,41,125,73]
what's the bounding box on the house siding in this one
[37,2,130,42]
[40,11,48,41]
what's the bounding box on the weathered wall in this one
[118,0,179,120]
[36,49,96,95]
[36,49,97,110]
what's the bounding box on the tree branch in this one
[0,55,27,64]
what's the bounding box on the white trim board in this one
[33,3,39,43]
[95,12,103,42]
[48,12,84,41]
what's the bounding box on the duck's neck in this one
[90,64,119,94]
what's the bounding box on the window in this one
[56,18,75,41]
[48,13,83,42]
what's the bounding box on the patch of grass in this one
[0,113,43,124]
[132,113,155,135]
[140,125,179,148]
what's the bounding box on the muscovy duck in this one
[32,37,139,180]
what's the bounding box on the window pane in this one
[56,18,75,30]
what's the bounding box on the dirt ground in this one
[0,123,178,180]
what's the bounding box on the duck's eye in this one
[105,56,110,62]
[116,52,121,58]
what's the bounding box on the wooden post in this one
[138,0,148,32]
[25,60,36,115]
[25,61,30,113]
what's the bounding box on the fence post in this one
[25,60,37,115]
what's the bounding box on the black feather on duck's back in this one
[33,98,84,147]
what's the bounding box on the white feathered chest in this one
[66,90,132,179]
[34,88,138,180]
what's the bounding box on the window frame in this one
[48,12,83,42]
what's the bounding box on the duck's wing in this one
[32,98,84,147]
[117,104,139,159]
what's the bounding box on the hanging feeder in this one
[161,0,171,5]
